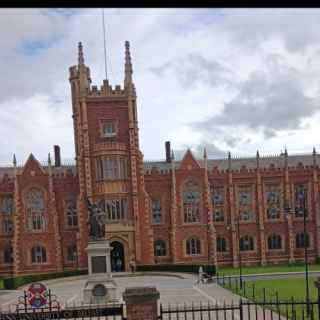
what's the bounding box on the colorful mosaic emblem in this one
[26,283,48,308]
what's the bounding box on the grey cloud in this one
[191,54,320,147]
[221,9,320,53]
[150,52,233,89]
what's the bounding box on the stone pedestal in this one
[83,240,118,304]
[123,287,160,320]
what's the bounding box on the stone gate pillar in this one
[123,287,160,320]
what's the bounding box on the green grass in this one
[221,276,320,318]
[217,263,320,276]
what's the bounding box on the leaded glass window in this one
[3,246,13,264]
[217,237,227,252]
[66,198,78,227]
[67,245,77,262]
[2,218,13,234]
[25,188,45,231]
[186,238,201,255]
[154,240,166,256]
[268,234,282,250]
[265,185,281,220]
[240,235,254,251]
[0,195,13,215]
[96,158,127,181]
[239,210,251,221]
[213,209,224,222]
[183,181,201,223]
[151,199,162,224]
[99,198,127,221]
[31,245,47,264]
[102,121,116,137]
[294,185,308,218]
[238,191,251,205]
[296,232,310,248]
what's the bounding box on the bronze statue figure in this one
[85,197,106,240]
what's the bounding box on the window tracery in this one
[25,188,45,231]
[265,185,281,220]
[183,180,201,223]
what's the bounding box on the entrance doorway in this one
[110,241,125,272]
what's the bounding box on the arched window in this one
[186,238,201,256]
[296,232,310,249]
[216,237,227,252]
[67,245,77,262]
[183,180,201,223]
[240,235,254,251]
[268,234,282,250]
[31,245,47,264]
[25,188,45,231]
[154,240,166,257]
[3,246,13,264]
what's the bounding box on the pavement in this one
[0,273,288,319]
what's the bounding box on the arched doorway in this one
[110,241,125,272]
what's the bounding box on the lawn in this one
[221,276,320,319]
[217,263,320,276]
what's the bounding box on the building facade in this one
[1,42,320,276]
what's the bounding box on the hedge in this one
[2,269,88,290]
[0,278,4,289]
[136,264,216,275]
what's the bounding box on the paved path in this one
[0,274,287,319]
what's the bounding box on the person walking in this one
[129,259,136,273]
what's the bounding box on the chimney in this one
[54,145,61,167]
[165,141,171,163]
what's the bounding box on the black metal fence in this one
[214,273,320,320]
[159,299,320,320]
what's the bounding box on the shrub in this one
[136,264,216,275]
[3,269,88,289]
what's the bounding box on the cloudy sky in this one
[1,8,320,165]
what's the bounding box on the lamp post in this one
[236,217,243,289]
[301,194,310,317]
[284,195,310,317]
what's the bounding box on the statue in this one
[85,197,106,241]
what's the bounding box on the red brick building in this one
[0,42,319,276]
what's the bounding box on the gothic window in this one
[151,199,162,224]
[2,218,13,234]
[99,198,128,221]
[25,188,45,232]
[0,195,13,215]
[296,232,310,249]
[96,158,127,181]
[294,185,308,218]
[66,198,78,227]
[186,237,201,256]
[267,207,280,220]
[216,237,227,252]
[238,190,252,206]
[102,121,116,138]
[211,187,224,205]
[3,246,13,264]
[265,185,281,220]
[213,209,224,222]
[239,210,251,221]
[67,245,77,262]
[154,240,166,257]
[183,180,201,223]
[240,235,254,251]
[31,245,47,264]
[268,234,282,250]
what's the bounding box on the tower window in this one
[151,199,162,224]
[98,198,128,221]
[183,180,201,223]
[66,198,78,227]
[102,121,116,138]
